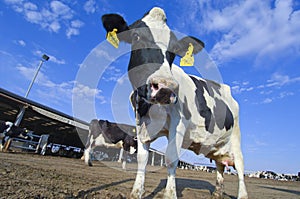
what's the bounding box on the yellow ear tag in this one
[180,43,194,66]
[106,28,119,48]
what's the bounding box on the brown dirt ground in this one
[0,152,299,199]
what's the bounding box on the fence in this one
[3,134,49,153]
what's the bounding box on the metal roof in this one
[0,87,89,148]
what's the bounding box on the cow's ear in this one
[101,14,131,43]
[173,36,205,57]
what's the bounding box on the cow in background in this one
[101,7,248,199]
[0,120,32,151]
[84,119,137,170]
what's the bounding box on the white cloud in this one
[181,0,300,65]
[16,64,36,80]
[278,91,294,99]
[16,40,26,46]
[262,98,273,104]
[84,0,96,14]
[260,91,294,104]
[71,20,84,28]
[49,21,61,32]
[101,65,123,82]
[266,73,300,88]
[66,20,84,38]
[16,64,106,106]
[23,2,37,10]
[231,72,299,104]
[231,80,253,94]
[66,28,79,39]
[34,50,65,65]
[72,83,105,103]
[4,0,84,38]
[94,48,116,62]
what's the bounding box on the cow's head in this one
[102,7,204,105]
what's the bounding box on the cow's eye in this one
[132,33,140,42]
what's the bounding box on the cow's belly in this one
[183,123,233,160]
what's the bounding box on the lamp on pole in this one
[14,54,50,126]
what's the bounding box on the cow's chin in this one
[148,88,178,105]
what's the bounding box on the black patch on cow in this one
[0,120,9,133]
[153,87,174,104]
[166,31,177,67]
[182,96,191,120]
[102,14,129,33]
[123,135,137,152]
[102,14,130,42]
[5,126,27,137]
[198,79,221,98]
[190,76,215,133]
[137,99,151,118]
[100,121,127,144]
[131,89,151,119]
[90,119,101,138]
[128,20,164,69]
[206,80,221,96]
[214,99,234,131]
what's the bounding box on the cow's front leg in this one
[130,136,150,199]
[164,119,185,199]
[164,158,179,199]
[84,147,93,166]
[118,148,124,163]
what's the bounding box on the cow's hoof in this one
[130,189,144,199]
[163,189,177,199]
[211,192,232,199]
[211,191,223,199]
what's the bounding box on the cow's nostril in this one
[151,83,159,90]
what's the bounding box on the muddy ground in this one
[0,152,299,199]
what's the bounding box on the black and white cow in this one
[101,7,248,199]
[0,120,31,151]
[0,120,12,134]
[84,119,137,169]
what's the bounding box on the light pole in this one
[14,54,50,126]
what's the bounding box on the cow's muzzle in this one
[148,79,178,105]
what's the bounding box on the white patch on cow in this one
[141,7,180,100]
[142,7,169,52]
[95,134,123,148]
[4,121,13,133]
[129,146,136,154]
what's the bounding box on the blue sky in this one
[1,0,300,174]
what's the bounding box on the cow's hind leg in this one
[122,150,127,170]
[232,123,248,199]
[212,163,225,199]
